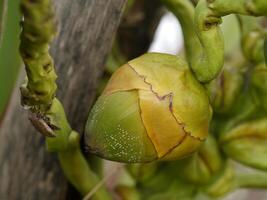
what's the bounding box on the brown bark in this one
[0,0,126,199]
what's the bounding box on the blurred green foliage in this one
[0,0,21,118]
[221,15,240,57]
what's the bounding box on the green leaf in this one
[0,0,7,46]
[0,0,21,119]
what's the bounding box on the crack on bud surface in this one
[135,90,158,160]
[162,134,188,159]
[127,63,204,158]
[87,53,210,162]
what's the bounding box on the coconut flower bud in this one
[175,135,223,184]
[220,118,267,170]
[85,53,212,163]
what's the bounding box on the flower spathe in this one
[85,53,212,163]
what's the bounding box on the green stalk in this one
[192,0,224,83]
[201,0,267,67]
[58,131,111,199]
[19,0,57,111]
[208,0,267,16]
[19,0,112,199]
[160,0,202,69]
[161,0,224,83]
[162,0,267,83]
[43,99,112,199]
[86,155,104,178]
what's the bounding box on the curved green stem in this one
[160,0,202,69]
[193,0,224,83]
[47,99,112,199]
[58,131,111,199]
[162,0,267,83]
[192,0,267,82]
[161,0,224,83]
[200,0,267,67]
[41,99,112,200]
[208,0,267,16]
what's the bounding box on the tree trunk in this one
[0,0,126,199]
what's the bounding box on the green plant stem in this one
[45,99,112,199]
[200,0,267,67]
[58,131,111,199]
[208,0,267,16]
[162,0,267,83]
[193,0,224,83]
[161,0,224,83]
[19,0,112,198]
[87,155,104,178]
[20,0,57,111]
[160,0,202,69]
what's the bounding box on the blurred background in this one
[0,0,267,199]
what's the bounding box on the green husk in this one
[86,91,157,163]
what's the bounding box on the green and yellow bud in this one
[220,118,267,170]
[175,135,223,184]
[85,53,212,163]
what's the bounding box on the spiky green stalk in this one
[19,0,57,111]
[19,0,111,199]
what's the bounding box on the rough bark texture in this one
[0,0,126,199]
